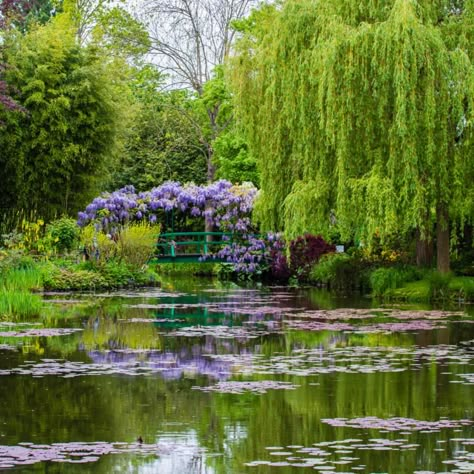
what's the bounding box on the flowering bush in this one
[289,234,335,281]
[77,180,258,234]
[205,232,287,277]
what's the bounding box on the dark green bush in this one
[369,265,421,297]
[427,271,453,301]
[310,253,371,291]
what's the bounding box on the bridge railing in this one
[152,232,235,263]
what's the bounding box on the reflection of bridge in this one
[150,232,234,264]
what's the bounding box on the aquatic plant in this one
[192,380,299,394]
[0,290,42,320]
[0,267,42,291]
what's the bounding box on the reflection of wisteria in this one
[0,440,206,468]
[0,352,238,380]
[88,350,236,380]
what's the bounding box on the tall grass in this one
[0,290,43,320]
[1,267,43,291]
[0,267,43,320]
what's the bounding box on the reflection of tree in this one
[81,316,162,351]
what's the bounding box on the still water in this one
[0,277,473,473]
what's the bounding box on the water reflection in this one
[0,280,472,473]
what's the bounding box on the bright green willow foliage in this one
[230,0,474,247]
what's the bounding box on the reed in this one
[1,267,43,291]
[0,267,43,320]
[0,289,43,320]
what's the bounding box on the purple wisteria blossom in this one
[77,181,258,234]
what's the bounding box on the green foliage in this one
[427,270,453,301]
[0,12,133,219]
[0,266,43,320]
[41,259,158,291]
[230,0,474,269]
[0,267,43,291]
[310,253,370,291]
[459,278,474,301]
[116,222,158,269]
[47,217,80,253]
[370,266,422,297]
[154,262,220,276]
[213,128,259,185]
[109,70,208,190]
[42,265,107,291]
[0,289,43,320]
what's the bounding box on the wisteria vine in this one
[78,181,289,275]
[77,180,258,233]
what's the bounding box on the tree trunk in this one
[415,228,433,267]
[436,204,450,273]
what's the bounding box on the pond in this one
[0,277,473,473]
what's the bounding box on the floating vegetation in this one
[167,325,277,339]
[284,319,447,333]
[455,373,474,384]
[245,436,474,472]
[0,322,41,327]
[0,328,83,338]
[321,417,473,432]
[284,308,464,321]
[192,380,299,394]
[204,344,474,382]
[0,440,206,468]
[0,358,171,378]
[0,343,17,351]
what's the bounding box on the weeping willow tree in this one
[230,0,474,271]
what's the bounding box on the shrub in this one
[289,234,335,281]
[42,266,107,291]
[460,279,474,301]
[47,217,80,253]
[100,260,135,288]
[370,266,421,297]
[117,223,158,268]
[427,271,453,301]
[0,250,36,275]
[311,253,369,291]
[80,225,117,263]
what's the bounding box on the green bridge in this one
[150,232,234,264]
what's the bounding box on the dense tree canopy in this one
[230,0,474,271]
[0,11,133,218]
